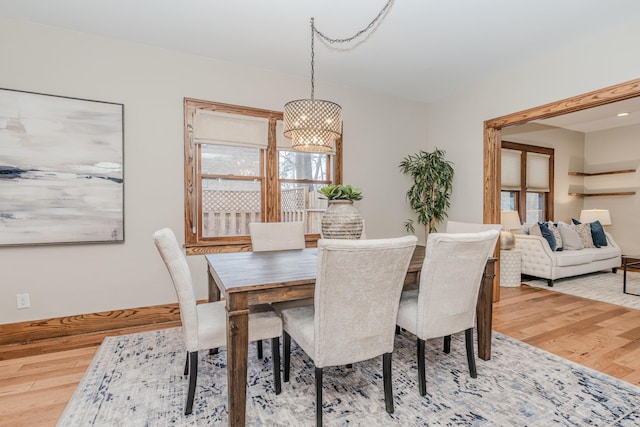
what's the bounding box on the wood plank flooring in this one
[2,285,640,426]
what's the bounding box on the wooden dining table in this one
[205,245,496,427]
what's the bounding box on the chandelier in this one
[283,0,394,152]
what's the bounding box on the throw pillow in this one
[570,222,595,248]
[529,222,542,236]
[538,222,560,251]
[558,223,584,250]
[545,222,563,250]
[589,220,608,247]
[572,218,608,248]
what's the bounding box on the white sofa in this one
[514,232,621,286]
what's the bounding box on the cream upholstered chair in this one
[445,220,502,233]
[396,230,500,396]
[249,221,307,357]
[152,228,283,415]
[249,221,306,252]
[280,236,417,425]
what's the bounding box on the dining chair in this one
[152,227,283,415]
[445,220,502,233]
[396,229,500,396]
[280,235,418,425]
[249,221,306,252]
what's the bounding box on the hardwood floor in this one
[2,286,640,426]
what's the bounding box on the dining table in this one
[205,245,496,427]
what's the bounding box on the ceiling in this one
[2,0,640,105]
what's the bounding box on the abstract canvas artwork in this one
[0,88,124,246]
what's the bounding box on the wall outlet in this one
[16,293,30,309]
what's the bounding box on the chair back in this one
[446,220,502,233]
[313,235,418,367]
[152,228,199,351]
[416,230,499,339]
[249,221,306,251]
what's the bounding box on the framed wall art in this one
[0,88,124,246]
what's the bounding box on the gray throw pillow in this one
[558,223,584,250]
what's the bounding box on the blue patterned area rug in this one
[58,327,640,426]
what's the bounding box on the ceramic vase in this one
[321,200,363,239]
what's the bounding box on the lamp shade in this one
[501,210,522,231]
[579,209,612,226]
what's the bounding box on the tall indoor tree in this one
[399,148,454,241]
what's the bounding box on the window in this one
[501,141,554,224]
[184,99,342,253]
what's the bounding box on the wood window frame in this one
[183,98,342,254]
[501,141,554,223]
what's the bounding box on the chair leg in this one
[208,348,218,356]
[443,335,451,354]
[257,340,263,359]
[465,328,477,378]
[315,367,323,426]
[417,338,427,396]
[271,337,281,395]
[184,351,189,376]
[346,363,353,368]
[383,352,394,414]
[283,332,291,383]
[185,351,198,415]
[395,325,401,335]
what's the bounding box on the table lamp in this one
[579,209,612,226]
[500,210,522,250]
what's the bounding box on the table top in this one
[206,246,427,295]
[622,255,640,262]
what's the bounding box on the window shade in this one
[501,149,521,190]
[526,152,550,192]
[194,110,268,148]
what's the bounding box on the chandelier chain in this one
[309,0,394,101]
[313,0,394,45]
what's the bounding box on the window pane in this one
[201,144,260,176]
[279,151,328,180]
[501,191,516,211]
[526,192,545,223]
[201,178,261,237]
[280,182,328,234]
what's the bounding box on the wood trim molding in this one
[484,77,640,302]
[0,303,184,347]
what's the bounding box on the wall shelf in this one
[569,191,636,197]
[568,169,636,176]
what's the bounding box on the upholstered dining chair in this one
[445,220,502,233]
[152,227,283,415]
[396,230,500,396]
[280,235,418,425]
[249,221,306,252]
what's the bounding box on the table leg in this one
[476,259,496,361]
[623,258,628,294]
[226,292,249,427]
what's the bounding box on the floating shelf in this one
[568,169,636,176]
[568,191,636,197]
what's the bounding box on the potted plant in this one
[399,148,454,241]
[318,184,364,239]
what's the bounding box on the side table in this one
[622,255,640,296]
[500,249,521,287]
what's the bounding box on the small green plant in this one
[318,184,363,201]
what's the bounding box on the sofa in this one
[514,229,621,287]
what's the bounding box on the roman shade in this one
[194,110,268,148]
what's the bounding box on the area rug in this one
[57,327,640,426]
[522,270,640,310]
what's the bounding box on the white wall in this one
[584,124,640,254]
[0,18,427,324]
[502,124,585,223]
[427,18,640,228]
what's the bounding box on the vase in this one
[321,200,363,239]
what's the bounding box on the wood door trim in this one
[483,78,640,302]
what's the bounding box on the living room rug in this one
[58,327,640,426]
[521,270,640,310]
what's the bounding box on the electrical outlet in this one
[16,293,30,309]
